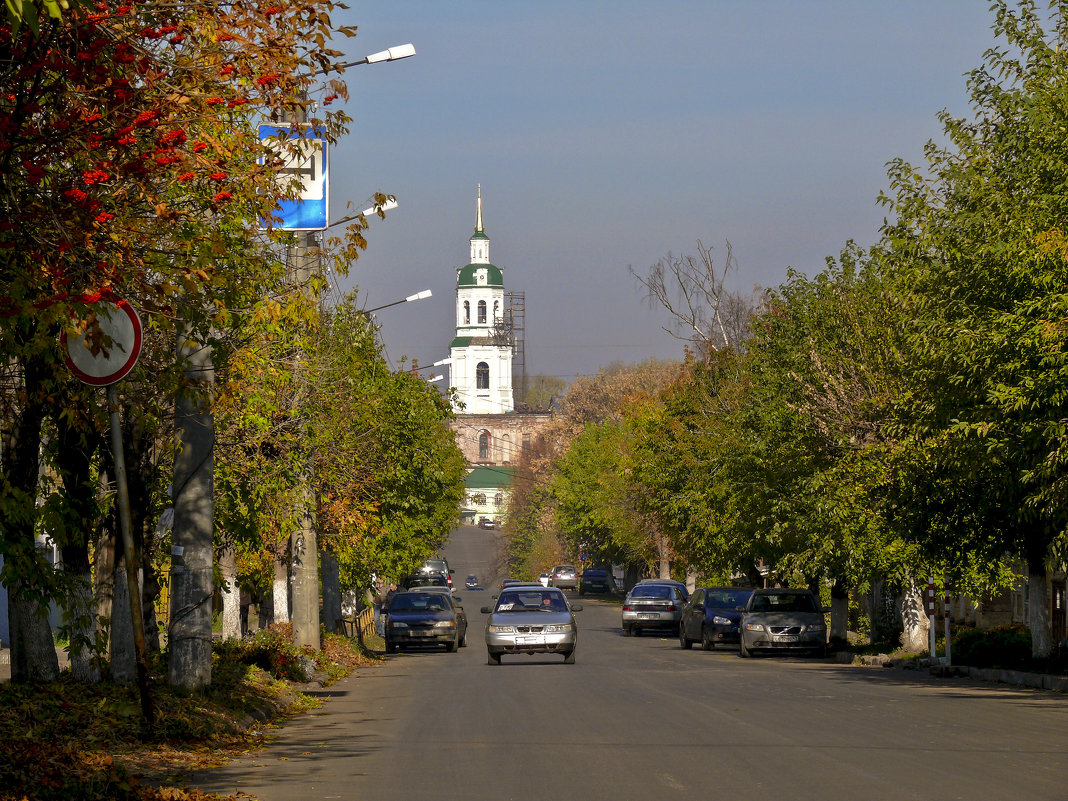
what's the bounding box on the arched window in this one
[494,492,503,508]
[476,361,489,389]
[478,431,490,459]
[463,301,470,324]
[501,434,512,463]
[493,300,500,322]
[477,300,487,324]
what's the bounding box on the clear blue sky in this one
[325,1,996,383]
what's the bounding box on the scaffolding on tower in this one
[492,290,526,403]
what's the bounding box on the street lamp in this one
[335,43,416,70]
[361,289,432,316]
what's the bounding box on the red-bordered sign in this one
[62,300,143,386]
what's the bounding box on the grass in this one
[0,626,381,801]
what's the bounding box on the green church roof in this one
[457,263,503,287]
[471,231,490,241]
[465,466,515,489]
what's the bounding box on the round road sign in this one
[62,301,143,386]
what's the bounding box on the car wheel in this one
[385,641,397,654]
[459,632,467,648]
[487,651,501,665]
[701,627,714,651]
[622,625,632,637]
[563,649,576,664]
[633,627,642,637]
[739,638,751,658]
[679,626,692,650]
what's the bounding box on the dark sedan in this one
[679,587,753,650]
[578,568,613,595]
[384,590,468,653]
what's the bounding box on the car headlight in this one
[744,622,764,632]
[434,620,456,629]
[712,616,731,625]
[488,625,515,634]
[544,624,573,633]
[388,621,408,629]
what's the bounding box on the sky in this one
[321,1,998,384]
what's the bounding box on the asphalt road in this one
[192,524,1068,801]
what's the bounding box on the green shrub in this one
[214,624,318,682]
[951,624,1033,669]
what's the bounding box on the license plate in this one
[516,636,545,645]
[638,613,658,620]
[776,635,799,642]
[412,630,433,637]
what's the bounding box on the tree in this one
[881,0,1068,656]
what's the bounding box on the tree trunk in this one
[219,543,241,641]
[897,577,929,653]
[168,323,214,690]
[1028,555,1051,659]
[657,534,671,580]
[93,513,116,674]
[2,350,58,682]
[321,546,342,636]
[110,556,137,684]
[272,552,290,625]
[829,578,849,649]
[290,485,320,649]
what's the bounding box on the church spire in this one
[469,184,490,264]
[475,183,484,233]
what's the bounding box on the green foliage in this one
[951,625,1037,671]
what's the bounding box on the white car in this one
[538,573,551,587]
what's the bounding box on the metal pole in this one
[944,589,952,667]
[927,578,937,659]
[108,383,154,728]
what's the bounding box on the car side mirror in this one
[453,596,462,603]
[570,603,584,612]
[480,606,491,614]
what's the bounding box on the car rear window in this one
[630,585,673,599]
[583,570,607,578]
[554,566,576,573]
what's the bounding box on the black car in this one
[400,572,451,593]
[384,590,468,653]
[578,568,613,595]
[679,587,754,650]
[465,574,480,590]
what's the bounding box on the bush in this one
[951,624,1033,670]
[214,624,318,682]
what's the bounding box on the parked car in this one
[549,564,579,591]
[384,590,468,653]
[537,572,551,587]
[420,558,454,590]
[465,574,480,590]
[478,517,496,529]
[578,568,613,595]
[738,588,827,658]
[401,572,451,593]
[622,582,685,636]
[481,586,582,665]
[635,578,690,603]
[679,587,754,650]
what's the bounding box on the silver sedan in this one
[481,587,582,665]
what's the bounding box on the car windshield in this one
[751,593,819,613]
[630,585,673,599]
[584,570,607,578]
[706,589,752,608]
[554,566,576,574]
[389,593,450,613]
[496,591,569,613]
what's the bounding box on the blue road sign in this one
[259,124,328,230]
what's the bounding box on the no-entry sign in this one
[62,301,143,386]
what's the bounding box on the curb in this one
[848,652,1067,693]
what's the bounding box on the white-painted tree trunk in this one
[65,570,100,682]
[272,555,289,625]
[1028,569,1051,658]
[219,544,241,641]
[897,577,929,653]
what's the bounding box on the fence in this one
[336,605,376,647]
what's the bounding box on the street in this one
[192,524,1068,801]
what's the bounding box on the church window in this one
[478,431,490,459]
[502,434,512,463]
[476,361,489,389]
[477,300,487,324]
[493,300,500,322]
[494,492,503,508]
[522,433,531,452]
[463,301,470,324]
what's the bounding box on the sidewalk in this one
[843,651,1068,692]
